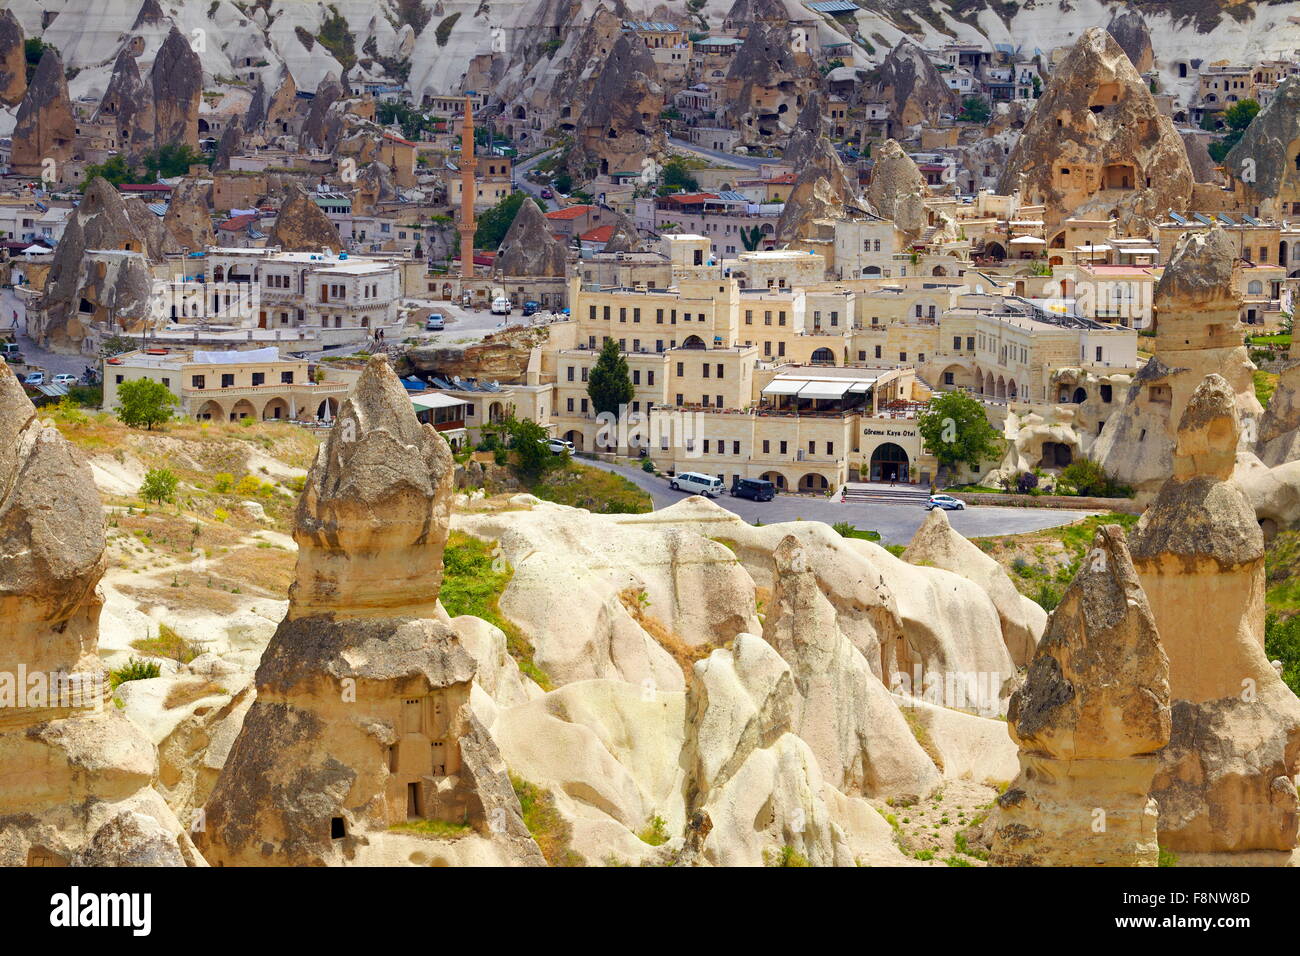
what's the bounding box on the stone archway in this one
[316,397,339,420]
[488,401,506,423]
[263,397,289,421]
[869,442,909,482]
[798,472,829,493]
[196,400,223,421]
[563,429,584,451]
[759,470,787,490]
[810,347,835,364]
[229,399,255,421]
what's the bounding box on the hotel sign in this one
[864,425,917,438]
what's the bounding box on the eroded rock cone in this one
[867,139,932,246]
[991,525,1170,866]
[151,26,203,149]
[495,197,567,278]
[11,47,74,178]
[1130,374,1300,863]
[0,9,26,108]
[269,185,343,253]
[198,357,542,866]
[0,364,200,866]
[1225,75,1300,220]
[1106,7,1155,73]
[997,26,1191,232]
[865,39,957,138]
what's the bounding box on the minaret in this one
[458,93,477,281]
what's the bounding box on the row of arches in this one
[195,396,339,423]
[973,367,1023,401]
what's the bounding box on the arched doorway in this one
[316,397,339,420]
[488,401,506,423]
[1072,386,1087,403]
[760,470,787,490]
[869,442,909,482]
[263,397,289,420]
[798,473,829,493]
[229,399,255,421]
[196,400,222,421]
[983,241,1006,261]
[563,429,584,451]
[810,347,835,364]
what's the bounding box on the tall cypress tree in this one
[587,337,634,418]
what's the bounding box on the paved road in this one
[578,457,1096,545]
[667,137,768,170]
[1,287,92,377]
[514,149,560,211]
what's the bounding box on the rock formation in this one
[353,161,397,217]
[603,211,644,254]
[494,197,567,277]
[903,507,1045,668]
[866,139,932,245]
[162,176,215,253]
[723,15,818,147]
[991,525,1170,866]
[151,26,203,149]
[1130,375,1300,863]
[1225,75,1300,220]
[198,357,543,866]
[299,75,346,153]
[0,365,200,866]
[1257,361,1300,467]
[997,27,1192,233]
[96,48,156,161]
[36,177,163,353]
[11,47,75,180]
[1095,227,1261,498]
[0,8,25,108]
[568,32,665,180]
[775,103,863,243]
[864,39,958,140]
[1106,7,1155,73]
[268,185,343,253]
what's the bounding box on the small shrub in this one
[637,813,669,847]
[140,467,179,505]
[764,845,811,867]
[131,623,201,664]
[212,472,235,493]
[641,458,655,473]
[109,657,161,689]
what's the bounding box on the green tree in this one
[1209,99,1260,163]
[116,378,178,430]
[80,155,139,192]
[141,143,211,179]
[24,38,51,84]
[957,96,990,123]
[474,191,546,249]
[100,334,136,357]
[917,390,1003,483]
[504,415,562,482]
[587,337,634,437]
[740,225,765,251]
[659,158,699,194]
[139,467,179,505]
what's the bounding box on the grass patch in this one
[1266,530,1300,616]
[529,461,652,514]
[1255,369,1280,408]
[511,774,584,866]
[388,819,473,839]
[442,532,551,689]
[1249,333,1291,347]
[109,657,161,689]
[637,813,669,846]
[162,679,227,708]
[763,845,811,867]
[1158,846,1177,867]
[131,622,201,664]
[832,521,882,541]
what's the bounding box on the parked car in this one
[23,371,44,386]
[521,301,540,317]
[52,373,77,386]
[540,188,553,199]
[425,315,445,331]
[926,494,966,511]
[539,437,575,455]
[670,472,725,498]
[490,296,512,315]
[730,477,776,501]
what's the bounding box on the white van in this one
[670,471,725,498]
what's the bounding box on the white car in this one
[539,437,574,454]
[52,373,77,386]
[670,472,725,498]
[22,371,44,386]
[926,494,966,511]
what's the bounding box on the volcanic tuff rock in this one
[997,27,1192,232]
[864,39,957,139]
[991,526,1170,867]
[11,48,75,180]
[1257,362,1300,467]
[268,185,343,253]
[198,357,542,866]
[776,100,864,242]
[603,210,644,254]
[96,48,155,160]
[569,32,665,180]
[0,365,200,867]
[1106,7,1155,73]
[1130,375,1300,862]
[36,177,164,352]
[151,26,203,149]
[903,507,1044,668]
[866,139,932,245]
[723,16,818,146]
[1094,228,1261,498]
[1225,75,1300,219]
[353,161,397,217]
[162,176,215,252]
[0,9,25,108]
[494,198,567,278]
[299,75,346,153]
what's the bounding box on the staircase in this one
[840,482,931,505]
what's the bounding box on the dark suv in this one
[731,477,776,501]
